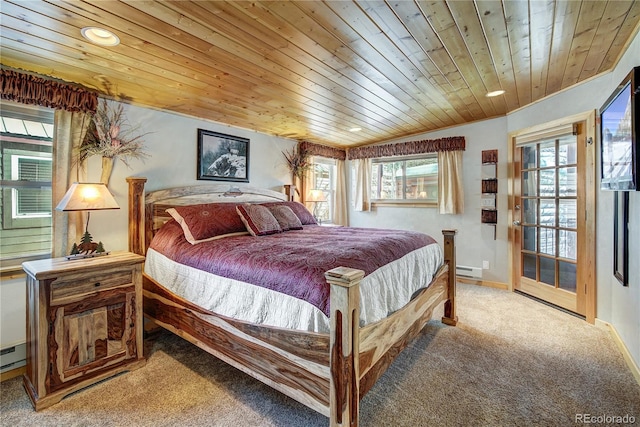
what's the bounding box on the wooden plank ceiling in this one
[1,1,639,148]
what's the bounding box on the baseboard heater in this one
[1,342,26,374]
[456,265,483,280]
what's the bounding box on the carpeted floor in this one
[2,284,639,427]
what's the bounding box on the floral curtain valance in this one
[1,69,98,113]
[300,140,346,160]
[347,136,465,160]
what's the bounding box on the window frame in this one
[11,153,53,219]
[370,154,438,207]
[1,102,54,271]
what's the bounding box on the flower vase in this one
[100,157,115,185]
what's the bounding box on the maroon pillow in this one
[236,204,282,236]
[260,201,317,225]
[166,203,248,244]
[267,205,303,231]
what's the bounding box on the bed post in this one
[284,184,296,201]
[127,177,147,256]
[441,229,458,326]
[325,267,365,427]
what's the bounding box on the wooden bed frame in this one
[126,177,457,426]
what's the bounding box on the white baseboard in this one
[457,277,509,290]
[595,319,640,386]
[0,342,26,374]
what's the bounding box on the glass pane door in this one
[518,133,578,306]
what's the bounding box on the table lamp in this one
[306,189,327,223]
[55,182,120,259]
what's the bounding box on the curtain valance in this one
[347,136,465,160]
[300,140,346,160]
[1,69,98,113]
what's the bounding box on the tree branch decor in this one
[282,142,310,182]
[78,99,149,185]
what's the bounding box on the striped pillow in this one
[260,201,317,225]
[268,205,303,231]
[236,204,282,236]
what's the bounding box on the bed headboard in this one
[127,177,289,255]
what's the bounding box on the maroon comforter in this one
[149,221,437,316]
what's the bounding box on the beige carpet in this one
[2,284,639,426]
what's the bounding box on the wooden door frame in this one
[507,110,596,323]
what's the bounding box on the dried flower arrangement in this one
[78,99,149,184]
[282,143,310,181]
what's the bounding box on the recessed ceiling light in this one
[349,127,362,132]
[81,27,120,46]
[486,90,505,97]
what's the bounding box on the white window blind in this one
[11,155,52,218]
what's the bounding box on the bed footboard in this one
[323,230,456,427]
[325,267,365,427]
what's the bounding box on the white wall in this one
[595,35,640,371]
[0,276,26,349]
[348,117,510,285]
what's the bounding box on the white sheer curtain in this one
[353,158,371,212]
[333,159,348,225]
[438,150,464,214]
[52,110,91,257]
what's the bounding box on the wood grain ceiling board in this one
[1,0,639,148]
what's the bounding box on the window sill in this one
[1,253,50,278]
[371,200,438,208]
[0,266,25,279]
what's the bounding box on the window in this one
[308,157,336,223]
[12,155,53,218]
[371,155,438,203]
[1,102,54,266]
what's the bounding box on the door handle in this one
[513,220,521,226]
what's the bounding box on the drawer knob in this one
[94,282,101,287]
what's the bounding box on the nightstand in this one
[22,252,146,410]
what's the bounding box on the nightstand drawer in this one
[50,268,134,305]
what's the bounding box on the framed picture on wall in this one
[197,129,249,182]
[613,191,629,286]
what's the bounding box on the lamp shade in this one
[55,182,120,211]
[306,189,327,202]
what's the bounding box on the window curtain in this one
[52,110,91,257]
[438,150,464,214]
[1,68,97,112]
[298,140,348,217]
[347,136,465,160]
[300,156,314,211]
[333,159,348,225]
[353,158,371,212]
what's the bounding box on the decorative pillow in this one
[267,205,303,231]
[166,203,248,244]
[236,204,282,236]
[260,201,317,225]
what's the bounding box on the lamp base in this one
[65,251,111,261]
[66,231,109,260]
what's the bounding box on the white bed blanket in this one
[144,243,443,333]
